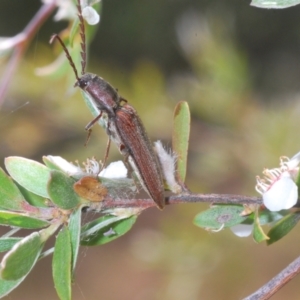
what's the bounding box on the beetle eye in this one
[80,79,88,88]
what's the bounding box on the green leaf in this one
[253,211,269,243]
[53,227,72,300]
[0,278,24,298]
[267,212,300,245]
[68,208,82,272]
[80,90,106,127]
[42,156,64,171]
[0,232,44,280]
[251,0,300,8]
[5,157,51,198]
[47,170,81,209]
[39,223,62,244]
[0,211,49,229]
[81,215,137,246]
[0,238,22,252]
[16,183,49,208]
[172,101,190,183]
[258,210,287,225]
[194,205,247,230]
[0,168,28,211]
[253,221,268,243]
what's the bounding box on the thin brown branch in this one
[0,0,57,106]
[100,193,262,210]
[243,255,300,300]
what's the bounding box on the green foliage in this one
[68,208,82,272]
[0,238,21,252]
[253,212,269,243]
[0,168,28,211]
[2,0,300,298]
[81,214,137,246]
[5,157,51,198]
[0,156,140,298]
[267,212,300,245]
[194,205,294,244]
[194,205,248,230]
[0,232,44,280]
[172,101,190,183]
[0,278,24,298]
[48,170,82,209]
[0,211,49,229]
[53,227,72,300]
[16,184,49,208]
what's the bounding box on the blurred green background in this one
[1,0,300,299]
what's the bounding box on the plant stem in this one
[100,193,262,209]
[243,255,300,300]
[0,0,57,106]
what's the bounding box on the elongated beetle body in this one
[51,2,165,209]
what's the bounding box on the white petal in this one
[154,140,182,193]
[288,151,300,169]
[81,0,89,7]
[263,173,298,211]
[46,156,82,175]
[230,224,253,237]
[53,1,76,21]
[99,161,127,178]
[0,34,25,51]
[82,6,100,25]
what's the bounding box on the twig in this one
[0,0,57,106]
[100,193,262,209]
[243,255,300,300]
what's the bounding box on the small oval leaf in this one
[253,214,269,243]
[5,157,51,198]
[194,205,247,230]
[68,208,82,272]
[16,183,49,208]
[267,212,300,245]
[0,278,24,298]
[0,232,44,280]
[0,168,28,211]
[172,101,190,183]
[48,170,81,209]
[0,238,22,252]
[53,227,72,300]
[0,211,49,229]
[259,210,287,225]
[81,215,137,246]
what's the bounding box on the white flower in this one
[41,0,77,21]
[154,140,182,193]
[82,6,100,25]
[99,161,127,178]
[46,156,127,179]
[42,0,100,25]
[230,223,253,237]
[256,152,300,211]
[46,156,82,175]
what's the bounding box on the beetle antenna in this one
[77,0,87,75]
[49,34,80,82]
